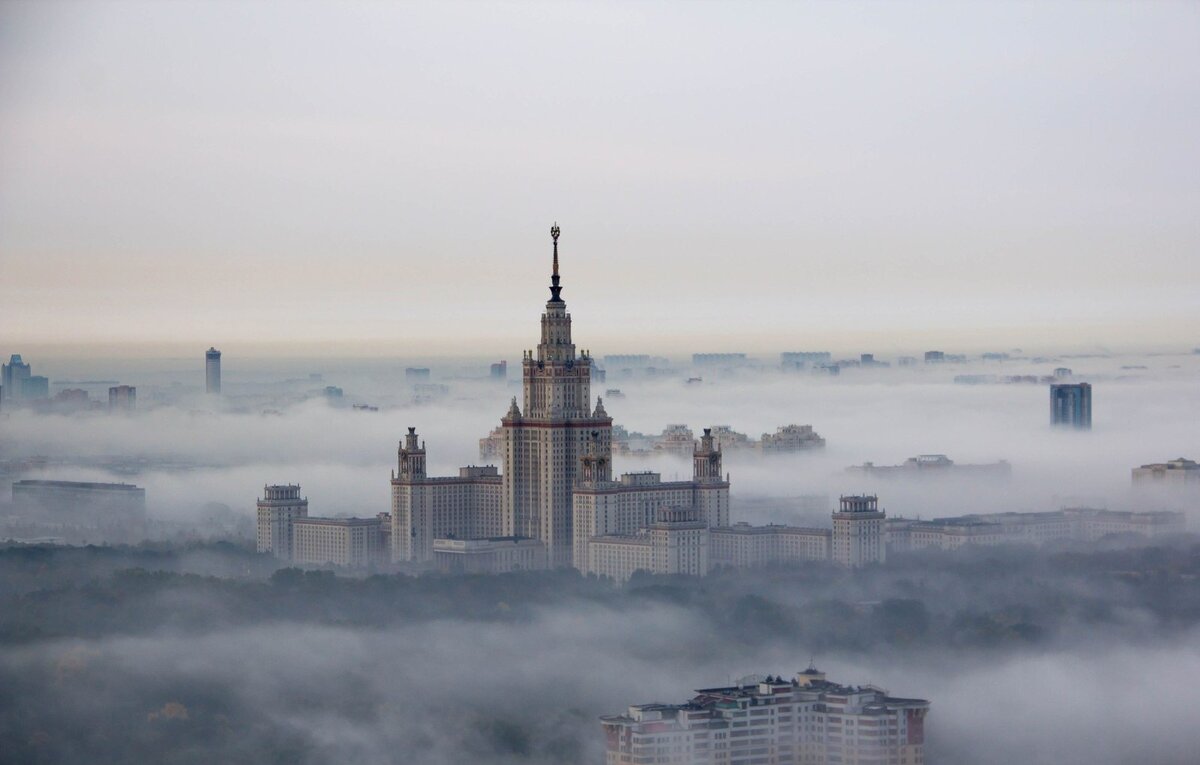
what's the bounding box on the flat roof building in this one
[431,536,548,574]
[1050,382,1092,429]
[1132,457,1199,487]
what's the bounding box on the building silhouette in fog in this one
[2,354,32,401]
[205,347,222,394]
[832,495,886,566]
[1050,382,1091,429]
[108,385,136,412]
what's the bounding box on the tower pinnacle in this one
[549,222,563,304]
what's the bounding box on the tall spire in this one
[549,222,563,304]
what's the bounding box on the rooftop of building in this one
[293,516,381,526]
[603,669,928,725]
[13,479,143,492]
[714,523,830,536]
[1137,457,1198,470]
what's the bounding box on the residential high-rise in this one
[602,667,930,765]
[20,376,49,399]
[2,354,32,401]
[1050,382,1092,429]
[256,484,309,560]
[108,385,137,412]
[502,224,611,567]
[205,347,222,395]
[832,494,886,566]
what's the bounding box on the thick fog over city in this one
[4,351,1198,522]
[3,1,1200,764]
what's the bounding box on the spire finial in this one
[548,222,564,303]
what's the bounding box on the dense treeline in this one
[2,538,1199,652]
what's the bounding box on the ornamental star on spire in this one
[548,223,563,304]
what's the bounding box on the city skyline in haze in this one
[2,1,1198,358]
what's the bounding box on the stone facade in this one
[831,495,886,567]
[389,427,502,563]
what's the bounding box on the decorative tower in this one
[693,427,730,526]
[390,427,429,562]
[397,427,427,481]
[579,429,613,485]
[501,224,613,566]
[693,428,723,481]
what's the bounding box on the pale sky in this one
[1,0,1197,358]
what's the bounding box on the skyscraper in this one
[205,347,222,394]
[108,385,137,412]
[502,224,612,566]
[2,354,32,401]
[1050,382,1092,429]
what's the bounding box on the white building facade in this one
[601,668,929,765]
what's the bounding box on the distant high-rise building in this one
[108,385,137,412]
[1050,382,1092,429]
[2,354,32,401]
[832,495,885,567]
[205,347,222,394]
[489,360,507,380]
[20,376,49,400]
[256,484,308,560]
[405,367,431,381]
[924,350,945,363]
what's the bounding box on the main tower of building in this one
[502,224,612,566]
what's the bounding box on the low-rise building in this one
[584,507,709,583]
[887,507,1185,551]
[847,454,1011,480]
[257,483,388,568]
[760,424,825,452]
[601,667,930,765]
[292,516,385,568]
[709,523,830,567]
[1132,457,1200,487]
[10,479,146,543]
[432,536,549,574]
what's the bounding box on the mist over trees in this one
[2,538,1200,764]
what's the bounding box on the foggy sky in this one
[2,1,1198,356]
